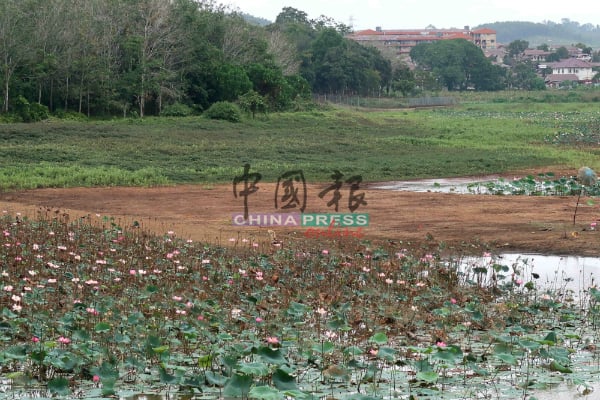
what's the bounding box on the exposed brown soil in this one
[2,170,599,256]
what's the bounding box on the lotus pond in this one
[2,211,600,400]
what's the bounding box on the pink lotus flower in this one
[266,336,279,344]
[450,298,457,304]
[436,341,447,348]
[93,375,100,383]
[324,330,337,339]
[255,317,263,323]
[58,336,71,345]
[32,336,40,343]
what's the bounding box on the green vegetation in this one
[410,40,508,91]
[4,1,598,123]
[204,101,242,122]
[2,100,600,190]
[0,1,389,119]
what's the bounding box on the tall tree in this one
[507,39,529,58]
[120,0,181,117]
[0,0,31,112]
[392,64,416,96]
[410,39,503,91]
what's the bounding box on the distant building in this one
[523,49,552,62]
[346,26,497,63]
[545,58,595,86]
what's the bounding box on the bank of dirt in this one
[2,176,600,256]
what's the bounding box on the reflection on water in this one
[496,253,600,293]
[373,176,499,193]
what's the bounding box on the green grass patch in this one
[0,101,598,189]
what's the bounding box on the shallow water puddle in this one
[373,175,500,193]
[374,174,582,196]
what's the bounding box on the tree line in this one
[0,1,391,119]
[2,1,599,121]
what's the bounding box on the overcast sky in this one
[223,0,600,30]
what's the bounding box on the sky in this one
[223,0,600,30]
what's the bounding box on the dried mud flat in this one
[2,174,600,256]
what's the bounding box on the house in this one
[523,49,552,63]
[471,28,497,50]
[484,44,507,64]
[544,58,595,86]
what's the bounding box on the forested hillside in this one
[478,20,600,47]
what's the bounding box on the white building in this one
[545,58,595,86]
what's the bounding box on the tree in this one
[555,46,570,59]
[238,90,266,118]
[266,29,300,75]
[245,62,289,110]
[391,64,415,96]
[575,42,589,52]
[308,28,391,95]
[410,39,501,91]
[509,62,545,90]
[0,0,31,112]
[275,7,309,26]
[537,43,549,51]
[311,15,352,35]
[221,15,270,65]
[507,40,529,58]
[210,64,252,102]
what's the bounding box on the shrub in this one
[160,102,194,117]
[53,109,88,121]
[15,96,50,122]
[0,113,20,123]
[204,101,241,122]
[238,90,266,118]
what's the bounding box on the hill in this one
[240,12,271,26]
[477,20,600,48]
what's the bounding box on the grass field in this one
[1,100,599,190]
